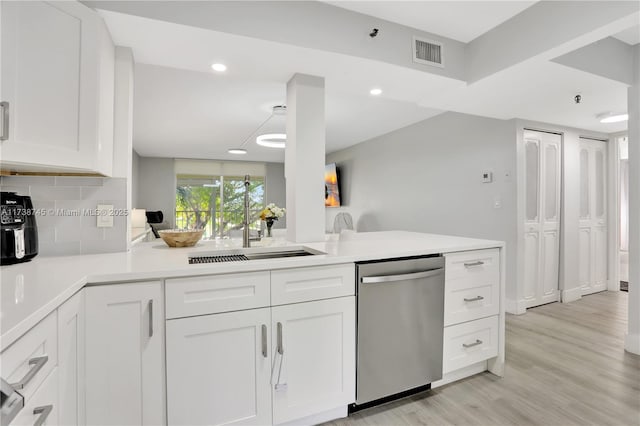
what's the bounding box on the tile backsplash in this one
[1,176,128,256]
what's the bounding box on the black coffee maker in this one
[1,192,38,264]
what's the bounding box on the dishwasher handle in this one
[361,268,444,284]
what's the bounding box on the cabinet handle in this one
[464,296,484,302]
[0,101,8,141]
[361,268,444,284]
[464,261,484,268]
[148,300,154,338]
[261,324,267,358]
[11,356,48,390]
[277,322,284,355]
[462,339,483,348]
[33,405,53,426]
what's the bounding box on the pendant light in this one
[228,105,287,154]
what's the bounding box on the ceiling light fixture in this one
[211,63,227,72]
[228,148,247,155]
[597,112,628,123]
[256,133,286,149]
[370,88,382,96]
[227,105,287,154]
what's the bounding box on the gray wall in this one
[326,111,518,300]
[1,176,127,256]
[266,162,286,229]
[136,157,176,228]
[132,149,140,208]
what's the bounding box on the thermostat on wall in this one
[482,171,493,183]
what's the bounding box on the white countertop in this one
[0,231,503,351]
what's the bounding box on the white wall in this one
[326,112,518,302]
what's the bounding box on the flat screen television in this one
[324,163,341,207]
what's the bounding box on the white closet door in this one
[579,138,608,295]
[523,130,561,308]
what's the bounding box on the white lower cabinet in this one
[166,297,356,426]
[84,282,165,426]
[271,297,355,425]
[166,308,273,426]
[11,369,59,426]
[437,249,503,386]
[57,290,84,426]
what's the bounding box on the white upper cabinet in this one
[0,1,114,175]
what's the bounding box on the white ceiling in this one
[324,1,537,43]
[99,2,630,161]
[134,64,442,161]
[613,25,640,45]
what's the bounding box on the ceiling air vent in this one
[412,37,444,68]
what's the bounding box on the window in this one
[174,161,266,239]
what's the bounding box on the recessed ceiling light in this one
[597,112,628,123]
[370,88,382,96]
[228,148,247,155]
[211,63,227,72]
[256,133,286,149]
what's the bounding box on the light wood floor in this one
[325,291,640,426]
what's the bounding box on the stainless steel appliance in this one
[1,192,38,264]
[354,255,445,409]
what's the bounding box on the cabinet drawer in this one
[443,316,498,374]
[166,272,270,318]
[1,312,57,403]
[444,249,499,282]
[10,368,58,426]
[444,277,499,326]
[271,264,355,305]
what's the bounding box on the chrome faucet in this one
[243,175,251,248]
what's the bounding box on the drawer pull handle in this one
[148,300,154,338]
[277,322,284,355]
[1,101,9,141]
[11,356,48,390]
[33,405,53,426]
[261,324,268,358]
[463,339,483,348]
[464,296,484,302]
[464,261,484,268]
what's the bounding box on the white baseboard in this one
[625,333,640,355]
[506,298,526,315]
[277,406,348,426]
[431,361,488,389]
[561,287,582,303]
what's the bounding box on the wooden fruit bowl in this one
[158,229,204,247]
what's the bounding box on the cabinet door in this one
[0,1,113,174]
[85,282,165,426]
[166,308,272,426]
[271,297,355,425]
[57,290,84,426]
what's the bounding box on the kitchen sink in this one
[188,246,325,264]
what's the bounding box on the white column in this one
[113,47,135,248]
[285,74,325,243]
[626,45,640,354]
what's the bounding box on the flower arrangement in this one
[260,203,285,237]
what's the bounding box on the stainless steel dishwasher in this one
[353,255,445,409]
